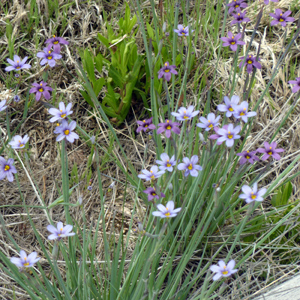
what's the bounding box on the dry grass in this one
[0,0,300,299]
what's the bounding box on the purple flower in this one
[231,11,250,25]
[0,100,7,112]
[174,25,194,36]
[210,260,238,281]
[37,45,62,67]
[152,201,181,219]
[288,77,300,93]
[157,119,181,138]
[171,105,199,121]
[227,0,248,14]
[257,141,284,161]
[0,157,17,182]
[233,101,257,123]
[236,150,259,165]
[9,135,29,149]
[177,155,202,177]
[270,9,294,27]
[29,81,53,101]
[158,62,178,81]
[10,250,40,269]
[5,55,31,72]
[216,123,241,147]
[220,32,245,52]
[45,35,69,52]
[138,165,165,181]
[239,182,267,203]
[47,222,76,240]
[156,153,176,172]
[49,102,73,123]
[239,55,262,74]
[143,187,165,201]
[14,95,20,102]
[197,113,221,131]
[136,117,156,133]
[264,0,278,4]
[217,95,240,117]
[54,120,79,143]
[209,125,229,145]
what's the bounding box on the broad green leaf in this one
[94,77,105,96]
[146,22,154,39]
[94,53,103,73]
[97,33,110,47]
[83,49,96,83]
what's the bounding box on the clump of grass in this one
[0,0,300,299]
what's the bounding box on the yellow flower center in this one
[64,129,70,135]
[19,143,24,147]
[16,66,20,69]
[61,114,66,118]
[222,270,228,275]
[151,175,155,179]
[165,69,170,73]
[39,88,44,92]
[268,151,272,155]
[4,165,10,171]
[251,193,257,200]
[24,262,29,266]
[248,60,252,64]
[188,164,193,170]
[151,192,156,196]
[53,35,56,37]
[279,18,284,22]
[165,212,171,217]
[167,163,171,167]
[166,125,171,130]
[54,41,59,44]
[229,107,234,112]
[235,4,239,7]
[240,112,245,116]
[209,124,213,128]
[231,41,236,45]
[183,116,189,119]
[47,56,53,60]
[246,155,250,159]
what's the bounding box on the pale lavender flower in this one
[209,125,229,145]
[197,113,221,131]
[9,135,29,149]
[152,201,181,218]
[236,150,259,165]
[231,11,250,25]
[220,32,245,52]
[233,101,257,123]
[143,187,165,201]
[174,25,194,36]
[156,153,176,172]
[87,186,92,191]
[29,81,53,101]
[138,165,165,181]
[37,45,62,67]
[157,119,181,138]
[5,55,31,72]
[158,62,178,81]
[0,100,7,112]
[54,120,79,143]
[45,35,69,52]
[171,105,199,121]
[0,157,17,182]
[217,95,240,117]
[270,9,294,27]
[136,117,156,133]
[47,222,75,240]
[227,0,247,14]
[239,182,267,203]
[257,141,284,161]
[239,55,262,74]
[49,102,73,122]
[177,155,202,177]
[10,250,40,269]
[216,123,241,147]
[288,77,300,93]
[264,0,278,4]
[210,260,238,281]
